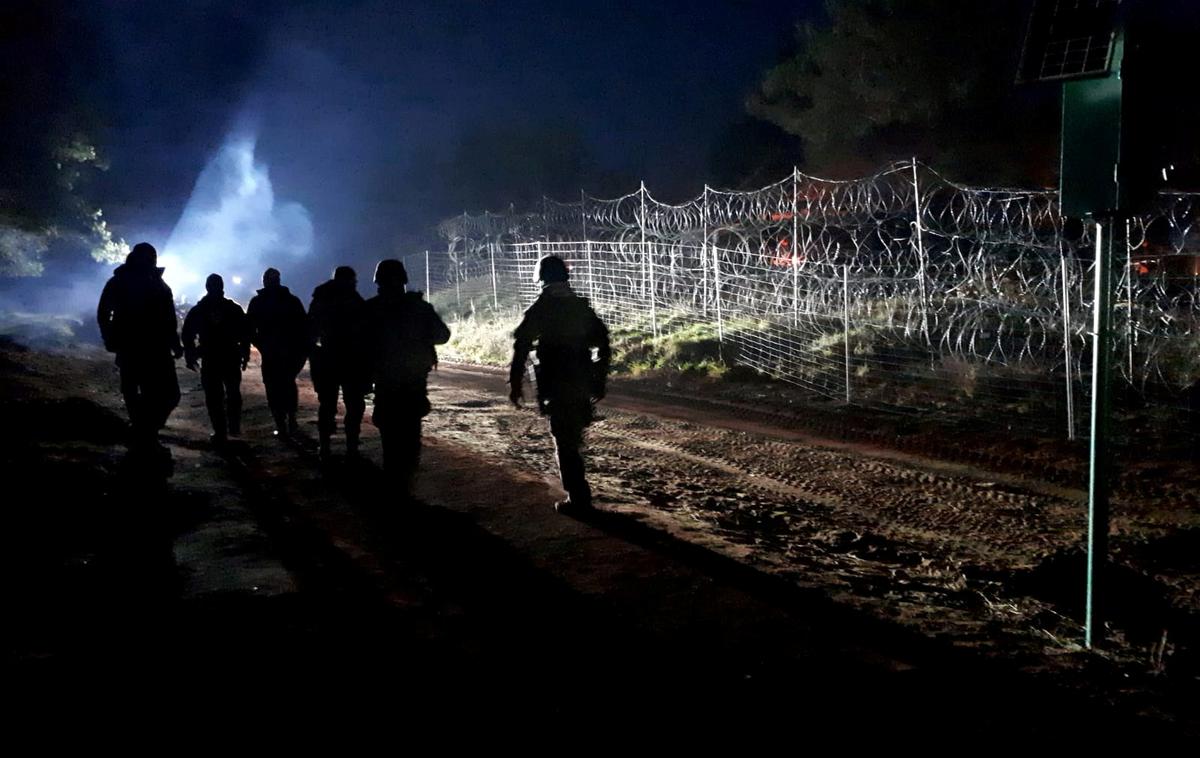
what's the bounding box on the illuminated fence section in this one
[423,161,1200,436]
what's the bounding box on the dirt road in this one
[426,364,1200,695]
[3,341,1196,736]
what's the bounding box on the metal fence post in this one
[489,237,499,312]
[1086,218,1117,650]
[711,189,724,344]
[700,188,709,317]
[586,239,595,303]
[843,262,852,404]
[579,190,592,302]
[640,181,657,337]
[911,158,931,345]
[1060,245,1076,441]
[669,221,677,300]
[454,248,461,313]
[792,167,800,327]
[580,188,588,244]
[537,241,547,303]
[639,183,647,301]
[1125,217,1135,383]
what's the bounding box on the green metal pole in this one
[1086,219,1115,649]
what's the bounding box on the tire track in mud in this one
[425,384,1036,597]
[433,366,1083,549]
[582,411,1047,617]
[592,425,843,506]
[599,413,1084,567]
[425,369,1200,699]
[423,381,1101,670]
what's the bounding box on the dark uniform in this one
[182,274,251,442]
[247,268,309,436]
[96,242,183,447]
[309,266,369,458]
[509,256,610,513]
[364,259,451,485]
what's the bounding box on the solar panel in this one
[1017,0,1123,83]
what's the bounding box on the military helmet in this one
[374,258,408,287]
[535,255,569,283]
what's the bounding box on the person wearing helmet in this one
[182,273,252,445]
[309,265,370,460]
[96,241,184,450]
[509,254,610,515]
[364,258,450,489]
[247,268,309,437]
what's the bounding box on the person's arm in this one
[246,297,262,350]
[181,306,200,370]
[307,294,323,349]
[588,309,610,400]
[509,304,540,406]
[236,303,252,369]
[162,284,183,359]
[290,295,311,357]
[97,280,116,352]
[425,302,451,346]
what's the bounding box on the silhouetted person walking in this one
[97,242,183,450]
[309,265,369,460]
[183,274,251,445]
[247,267,309,437]
[509,255,610,515]
[364,259,451,488]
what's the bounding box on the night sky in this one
[6,0,817,297]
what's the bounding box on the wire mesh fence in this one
[418,160,1200,439]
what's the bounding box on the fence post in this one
[710,186,724,344]
[489,237,499,312]
[640,181,657,337]
[668,216,677,298]
[792,166,800,327]
[424,250,431,298]
[454,249,461,312]
[1085,218,1118,650]
[580,189,588,243]
[580,190,595,302]
[639,182,647,300]
[910,158,931,345]
[843,262,852,404]
[1125,217,1135,383]
[586,239,595,302]
[701,186,709,317]
[1060,245,1076,441]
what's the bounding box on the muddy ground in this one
[429,366,1200,708]
[2,337,1197,737]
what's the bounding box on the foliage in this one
[747,0,1057,185]
[0,4,128,276]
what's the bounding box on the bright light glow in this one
[157,253,203,299]
[162,134,312,303]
